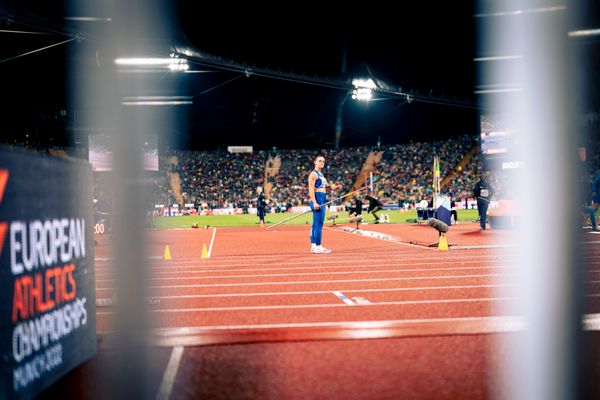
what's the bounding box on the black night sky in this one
[171,2,479,149]
[2,1,598,151]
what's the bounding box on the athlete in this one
[308,155,342,253]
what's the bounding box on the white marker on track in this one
[332,291,356,305]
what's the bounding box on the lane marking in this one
[352,296,371,304]
[138,272,520,290]
[95,265,517,284]
[98,315,600,343]
[95,282,519,298]
[94,256,518,276]
[332,291,356,305]
[96,257,115,261]
[96,260,516,281]
[129,283,520,299]
[110,315,529,335]
[117,252,518,263]
[93,272,523,290]
[208,227,217,257]
[102,314,600,336]
[156,346,184,400]
[97,296,517,314]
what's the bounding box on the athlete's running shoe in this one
[311,245,331,254]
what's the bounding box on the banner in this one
[0,148,96,399]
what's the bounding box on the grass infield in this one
[151,209,482,229]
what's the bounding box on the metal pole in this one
[267,186,368,228]
[334,92,349,149]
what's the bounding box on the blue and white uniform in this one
[310,170,327,246]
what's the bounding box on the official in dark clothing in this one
[473,177,493,230]
[256,186,267,227]
[349,197,363,217]
[449,193,458,224]
[365,194,383,223]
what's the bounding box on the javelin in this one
[267,186,369,229]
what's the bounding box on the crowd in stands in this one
[174,149,267,210]
[142,137,483,211]
[8,115,599,216]
[375,135,477,206]
[84,126,600,214]
[89,135,524,213]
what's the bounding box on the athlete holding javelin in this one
[308,155,342,253]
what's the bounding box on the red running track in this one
[93,223,600,342]
[38,223,600,399]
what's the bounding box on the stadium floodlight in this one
[352,87,372,100]
[351,77,376,101]
[121,95,192,106]
[352,78,377,89]
[114,57,189,71]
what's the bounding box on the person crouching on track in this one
[365,193,383,223]
[308,155,342,254]
[349,196,363,217]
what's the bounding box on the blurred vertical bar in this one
[69,0,175,398]
[477,1,588,399]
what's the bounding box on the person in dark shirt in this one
[585,166,600,231]
[256,186,267,227]
[365,193,383,223]
[345,197,362,217]
[449,192,459,225]
[592,166,600,215]
[350,197,363,217]
[473,175,493,230]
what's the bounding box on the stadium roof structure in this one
[1,1,599,151]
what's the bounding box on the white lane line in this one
[96,296,516,315]
[148,315,527,334]
[96,259,517,277]
[95,265,516,284]
[104,314,600,337]
[96,274,519,292]
[155,346,183,400]
[137,247,505,264]
[133,283,520,299]
[95,282,519,298]
[94,254,519,275]
[208,227,217,257]
[138,272,519,290]
[94,257,516,276]
[332,291,356,305]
